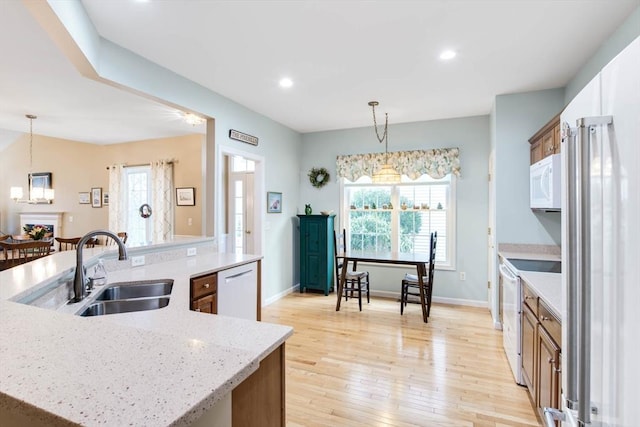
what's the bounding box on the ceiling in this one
[0,1,637,150]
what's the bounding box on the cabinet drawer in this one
[191,274,218,299]
[539,301,561,346]
[522,282,539,315]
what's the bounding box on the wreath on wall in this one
[308,167,330,189]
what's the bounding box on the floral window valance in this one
[336,147,460,181]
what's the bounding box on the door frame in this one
[216,145,265,256]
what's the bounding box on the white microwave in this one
[530,153,561,211]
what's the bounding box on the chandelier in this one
[10,114,54,204]
[368,101,401,183]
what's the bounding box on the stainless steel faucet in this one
[72,230,128,303]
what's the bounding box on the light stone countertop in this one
[498,246,562,320]
[0,242,293,426]
[518,271,562,319]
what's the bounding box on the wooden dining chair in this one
[55,237,81,252]
[400,231,437,317]
[0,240,51,268]
[334,229,370,311]
[106,232,128,246]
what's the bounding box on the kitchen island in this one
[0,238,293,426]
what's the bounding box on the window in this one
[342,174,455,268]
[125,166,153,246]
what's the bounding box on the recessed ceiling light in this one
[279,78,293,88]
[439,50,456,60]
[183,112,205,126]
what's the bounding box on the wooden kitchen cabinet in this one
[190,273,218,314]
[192,293,217,314]
[538,326,561,422]
[520,280,562,424]
[232,344,285,427]
[529,113,561,165]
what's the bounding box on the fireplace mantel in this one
[19,212,64,242]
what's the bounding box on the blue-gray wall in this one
[494,89,565,245]
[301,116,490,304]
[565,7,640,103]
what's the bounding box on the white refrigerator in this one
[552,36,639,427]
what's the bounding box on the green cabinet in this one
[297,214,335,295]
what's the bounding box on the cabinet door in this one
[521,304,537,400]
[530,139,543,164]
[553,124,561,154]
[192,293,217,314]
[542,130,555,159]
[538,327,561,423]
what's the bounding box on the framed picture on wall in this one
[103,192,110,206]
[267,191,282,213]
[176,187,195,206]
[78,192,90,204]
[91,187,102,208]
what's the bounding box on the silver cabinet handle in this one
[225,270,252,282]
[203,283,210,289]
[540,315,551,321]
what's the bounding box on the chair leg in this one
[366,273,370,303]
[400,281,406,315]
[357,278,362,311]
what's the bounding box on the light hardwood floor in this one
[262,293,540,427]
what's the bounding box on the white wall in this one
[301,115,490,304]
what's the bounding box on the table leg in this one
[336,259,348,311]
[417,263,428,323]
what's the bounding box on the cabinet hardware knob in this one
[525,295,534,300]
[196,308,201,312]
[548,357,554,364]
[204,283,210,288]
[556,367,562,373]
[541,316,551,321]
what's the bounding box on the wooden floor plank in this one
[262,293,540,427]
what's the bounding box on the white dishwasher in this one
[217,262,258,321]
[499,258,523,385]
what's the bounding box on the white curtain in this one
[108,164,126,233]
[151,160,174,242]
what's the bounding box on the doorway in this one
[228,156,255,254]
[217,146,264,256]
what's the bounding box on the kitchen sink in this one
[95,280,174,301]
[79,297,170,317]
[77,279,174,316]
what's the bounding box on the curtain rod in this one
[106,161,175,170]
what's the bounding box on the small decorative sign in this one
[229,129,259,146]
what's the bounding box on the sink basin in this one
[95,280,174,301]
[79,297,170,317]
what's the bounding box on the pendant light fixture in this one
[10,114,54,203]
[369,101,401,183]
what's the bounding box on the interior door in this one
[227,156,255,254]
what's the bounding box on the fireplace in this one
[19,213,63,244]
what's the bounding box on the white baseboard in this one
[370,290,487,308]
[264,284,300,306]
[265,286,487,309]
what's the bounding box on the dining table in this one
[336,250,430,323]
